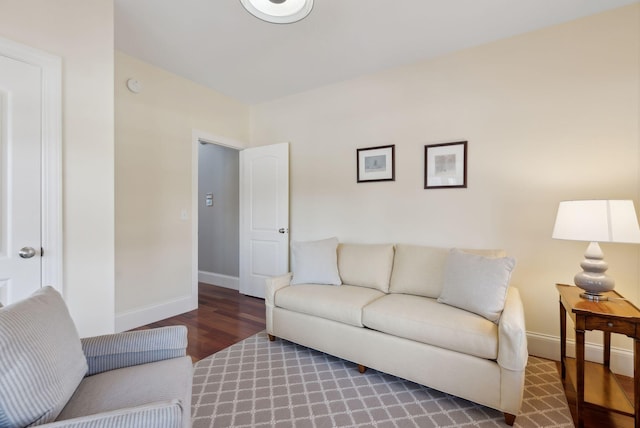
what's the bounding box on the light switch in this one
[205,193,213,207]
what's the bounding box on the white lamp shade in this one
[552,200,640,244]
[240,0,313,24]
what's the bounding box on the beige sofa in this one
[265,240,528,426]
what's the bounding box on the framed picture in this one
[424,141,467,189]
[357,144,395,183]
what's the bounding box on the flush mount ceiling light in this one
[240,0,314,24]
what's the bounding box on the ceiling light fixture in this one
[240,0,314,24]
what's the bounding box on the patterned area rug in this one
[192,332,573,428]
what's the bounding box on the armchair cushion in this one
[81,326,188,375]
[40,401,184,428]
[56,356,193,428]
[0,287,88,427]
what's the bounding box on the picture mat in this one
[426,144,465,187]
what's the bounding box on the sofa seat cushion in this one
[362,294,499,360]
[57,356,193,423]
[275,284,385,327]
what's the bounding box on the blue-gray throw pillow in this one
[0,286,88,426]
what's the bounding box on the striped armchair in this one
[0,287,192,428]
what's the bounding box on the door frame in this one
[0,36,62,292]
[191,129,246,307]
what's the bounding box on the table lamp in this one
[552,200,640,301]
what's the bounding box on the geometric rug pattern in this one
[192,331,574,427]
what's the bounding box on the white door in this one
[239,143,289,298]
[0,55,43,305]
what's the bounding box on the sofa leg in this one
[503,413,516,426]
[268,334,276,342]
[357,364,367,374]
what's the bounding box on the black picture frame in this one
[424,141,467,189]
[357,145,395,183]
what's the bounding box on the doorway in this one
[198,142,240,290]
[190,130,289,304]
[191,130,245,307]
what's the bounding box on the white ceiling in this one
[115,0,638,105]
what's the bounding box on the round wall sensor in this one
[126,78,142,93]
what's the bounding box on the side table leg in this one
[635,338,639,428]
[559,300,566,378]
[576,329,585,428]
[604,331,611,369]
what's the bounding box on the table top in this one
[556,283,640,320]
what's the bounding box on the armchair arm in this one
[497,287,528,371]
[81,326,188,375]
[41,400,185,428]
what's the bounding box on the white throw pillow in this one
[290,237,342,286]
[437,249,516,322]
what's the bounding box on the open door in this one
[0,37,62,307]
[239,143,289,298]
[0,54,43,304]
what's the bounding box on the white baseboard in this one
[198,271,239,290]
[115,295,196,332]
[527,331,633,377]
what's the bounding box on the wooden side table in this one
[557,284,640,428]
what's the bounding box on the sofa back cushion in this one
[337,244,395,292]
[0,286,88,427]
[389,245,448,298]
[389,244,506,298]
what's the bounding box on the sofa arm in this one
[497,287,528,371]
[265,273,292,335]
[265,272,293,307]
[81,326,188,375]
[41,400,185,428]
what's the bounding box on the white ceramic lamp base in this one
[574,241,614,301]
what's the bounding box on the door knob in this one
[278,228,289,234]
[19,247,37,259]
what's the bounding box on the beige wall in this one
[0,0,115,336]
[2,0,635,355]
[251,5,640,354]
[115,51,249,325]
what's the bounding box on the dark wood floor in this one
[137,283,266,362]
[140,283,635,428]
